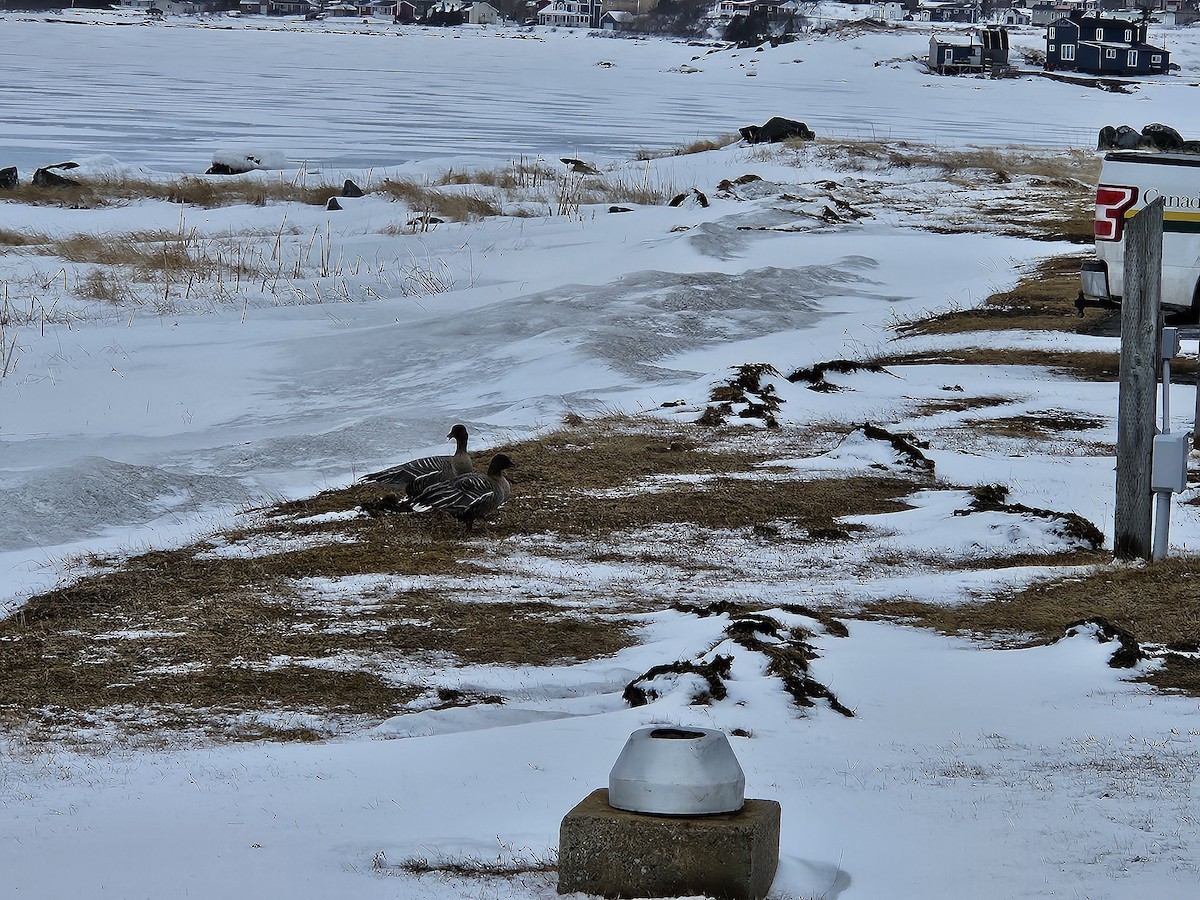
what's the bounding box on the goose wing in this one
[408,472,499,519]
[363,454,453,493]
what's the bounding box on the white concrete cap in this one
[608,726,746,816]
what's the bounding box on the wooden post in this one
[1114,198,1164,560]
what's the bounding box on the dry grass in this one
[814,139,1100,184]
[377,179,501,220]
[1,175,345,209]
[879,347,1124,382]
[970,409,1107,439]
[0,419,934,743]
[863,557,1200,692]
[0,228,50,247]
[897,254,1116,337]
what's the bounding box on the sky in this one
[2,10,1200,900]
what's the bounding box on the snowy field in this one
[2,11,1200,900]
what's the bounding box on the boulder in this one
[207,148,287,176]
[1113,125,1142,150]
[326,197,342,211]
[739,117,815,144]
[669,188,709,209]
[341,179,364,197]
[0,167,17,189]
[1140,123,1184,152]
[33,167,81,188]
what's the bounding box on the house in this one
[918,1,981,23]
[928,25,1010,73]
[1031,1,1080,25]
[469,0,499,21]
[871,1,907,20]
[1000,7,1031,25]
[1046,12,1170,76]
[538,0,597,26]
[602,0,658,13]
[600,8,634,27]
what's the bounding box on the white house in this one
[469,1,499,23]
[538,0,592,26]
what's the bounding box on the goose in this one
[407,453,515,533]
[362,424,472,497]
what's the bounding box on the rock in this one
[669,188,709,209]
[326,197,342,211]
[32,167,81,188]
[608,206,633,213]
[1140,122,1184,152]
[1096,125,1118,150]
[0,167,17,189]
[207,148,287,176]
[738,117,815,144]
[1113,125,1142,150]
[341,179,364,197]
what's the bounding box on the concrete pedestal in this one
[557,788,780,900]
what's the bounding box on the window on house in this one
[1095,28,1103,40]
[1125,29,1133,41]
[1062,44,1075,61]
[1105,48,1117,59]
[1128,50,1138,66]
[1152,54,1162,63]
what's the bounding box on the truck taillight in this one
[1095,185,1139,241]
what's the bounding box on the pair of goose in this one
[362,424,513,533]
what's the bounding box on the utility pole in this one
[1114,198,1164,561]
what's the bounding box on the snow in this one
[2,12,1200,900]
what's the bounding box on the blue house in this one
[1045,13,1170,76]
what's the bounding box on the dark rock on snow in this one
[32,167,81,188]
[739,117,815,144]
[0,167,17,189]
[669,188,709,209]
[326,197,342,211]
[341,179,364,197]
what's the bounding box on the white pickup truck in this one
[1079,150,1200,319]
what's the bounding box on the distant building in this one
[600,8,634,27]
[1031,1,1080,25]
[928,25,1010,73]
[538,0,600,26]
[1045,13,1171,76]
[918,1,981,23]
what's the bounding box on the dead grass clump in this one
[911,394,1012,416]
[2,176,347,209]
[971,409,1107,439]
[787,358,890,390]
[377,179,500,221]
[675,134,740,155]
[437,160,557,190]
[878,348,1123,382]
[864,556,1200,694]
[897,254,1116,337]
[0,228,50,247]
[623,655,734,706]
[77,268,135,303]
[955,483,1105,550]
